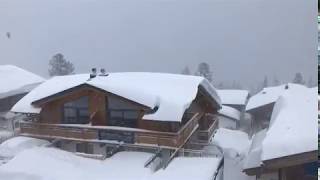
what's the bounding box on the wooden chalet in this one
[12,71,221,156]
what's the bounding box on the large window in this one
[62,97,89,124]
[107,96,140,128]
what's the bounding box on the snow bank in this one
[0,148,153,180]
[0,65,44,99]
[261,85,318,160]
[219,105,241,121]
[0,146,224,180]
[211,128,250,157]
[153,157,221,180]
[12,73,221,122]
[0,137,49,157]
[246,83,300,111]
[217,89,249,105]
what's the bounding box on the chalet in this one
[217,89,249,112]
[243,85,317,180]
[246,84,298,133]
[11,71,221,158]
[0,65,44,132]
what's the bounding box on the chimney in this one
[90,68,97,79]
[99,68,108,76]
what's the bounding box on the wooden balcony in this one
[19,113,203,149]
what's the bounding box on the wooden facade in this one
[20,84,220,149]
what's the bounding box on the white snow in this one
[243,129,267,170]
[219,105,241,121]
[211,128,250,157]
[153,157,221,180]
[217,89,249,105]
[12,72,221,122]
[0,137,49,157]
[0,146,221,180]
[0,65,44,99]
[261,85,318,160]
[246,83,299,111]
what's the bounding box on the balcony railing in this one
[19,113,203,149]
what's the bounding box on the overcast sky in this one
[0,0,317,90]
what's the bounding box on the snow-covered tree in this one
[181,66,191,75]
[48,53,75,77]
[292,72,305,85]
[195,62,212,82]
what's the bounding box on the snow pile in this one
[261,85,317,160]
[0,137,49,157]
[211,128,253,180]
[219,105,241,121]
[211,128,250,157]
[0,65,44,99]
[0,148,153,180]
[217,89,249,105]
[153,157,221,180]
[0,147,221,180]
[246,83,300,111]
[12,73,221,122]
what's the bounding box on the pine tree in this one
[48,53,75,76]
[181,66,191,75]
[263,76,268,88]
[195,62,212,82]
[292,72,305,84]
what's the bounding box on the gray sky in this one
[0,0,317,90]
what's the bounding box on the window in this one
[63,97,89,124]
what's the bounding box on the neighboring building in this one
[11,72,221,159]
[246,84,296,134]
[243,85,317,180]
[217,105,240,130]
[0,65,44,131]
[216,89,249,112]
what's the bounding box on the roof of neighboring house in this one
[217,89,249,106]
[244,85,317,172]
[0,65,44,99]
[11,72,221,122]
[246,83,301,111]
[218,105,241,121]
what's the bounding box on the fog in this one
[0,0,317,91]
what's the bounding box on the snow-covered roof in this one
[12,72,221,122]
[0,65,44,99]
[218,105,241,121]
[246,83,302,111]
[261,85,317,161]
[244,85,317,169]
[217,89,249,106]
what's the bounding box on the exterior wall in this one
[218,115,237,130]
[258,172,278,180]
[0,93,26,112]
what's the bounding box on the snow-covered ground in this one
[0,137,222,180]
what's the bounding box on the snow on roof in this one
[217,89,249,106]
[243,129,267,170]
[261,85,317,161]
[218,105,241,121]
[153,157,222,180]
[211,128,250,157]
[246,83,301,111]
[0,65,44,99]
[11,72,221,122]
